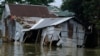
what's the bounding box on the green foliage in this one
[5,0,23,3]
[5,0,54,6]
[61,0,82,12]
[61,0,83,21]
[0,4,4,20]
[26,0,54,6]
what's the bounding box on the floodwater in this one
[0,43,100,56]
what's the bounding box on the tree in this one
[4,0,54,6]
[61,0,85,22]
[26,0,54,6]
[82,0,100,28]
[5,0,23,3]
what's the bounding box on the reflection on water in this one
[0,43,100,56]
[14,43,23,56]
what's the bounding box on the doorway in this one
[23,30,42,43]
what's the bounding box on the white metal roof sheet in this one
[30,17,73,30]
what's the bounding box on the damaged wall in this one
[41,19,85,47]
[8,18,16,40]
[15,22,25,42]
[1,4,11,38]
[41,26,62,46]
[60,20,85,47]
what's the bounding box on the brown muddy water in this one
[0,43,100,56]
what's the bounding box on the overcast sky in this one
[0,0,3,4]
[49,0,62,8]
[0,0,63,7]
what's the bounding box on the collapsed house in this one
[13,16,85,47]
[1,4,86,47]
[1,4,56,42]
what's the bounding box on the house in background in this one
[47,6,75,17]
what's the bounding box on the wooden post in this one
[23,32,32,43]
[35,30,40,44]
[49,34,53,49]
[98,31,99,47]
[23,36,28,43]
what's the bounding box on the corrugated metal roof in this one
[30,17,73,30]
[51,17,73,25]
[9,4,57,18]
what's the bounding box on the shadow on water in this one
[84,48,100,56]
[0,43,100,56]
